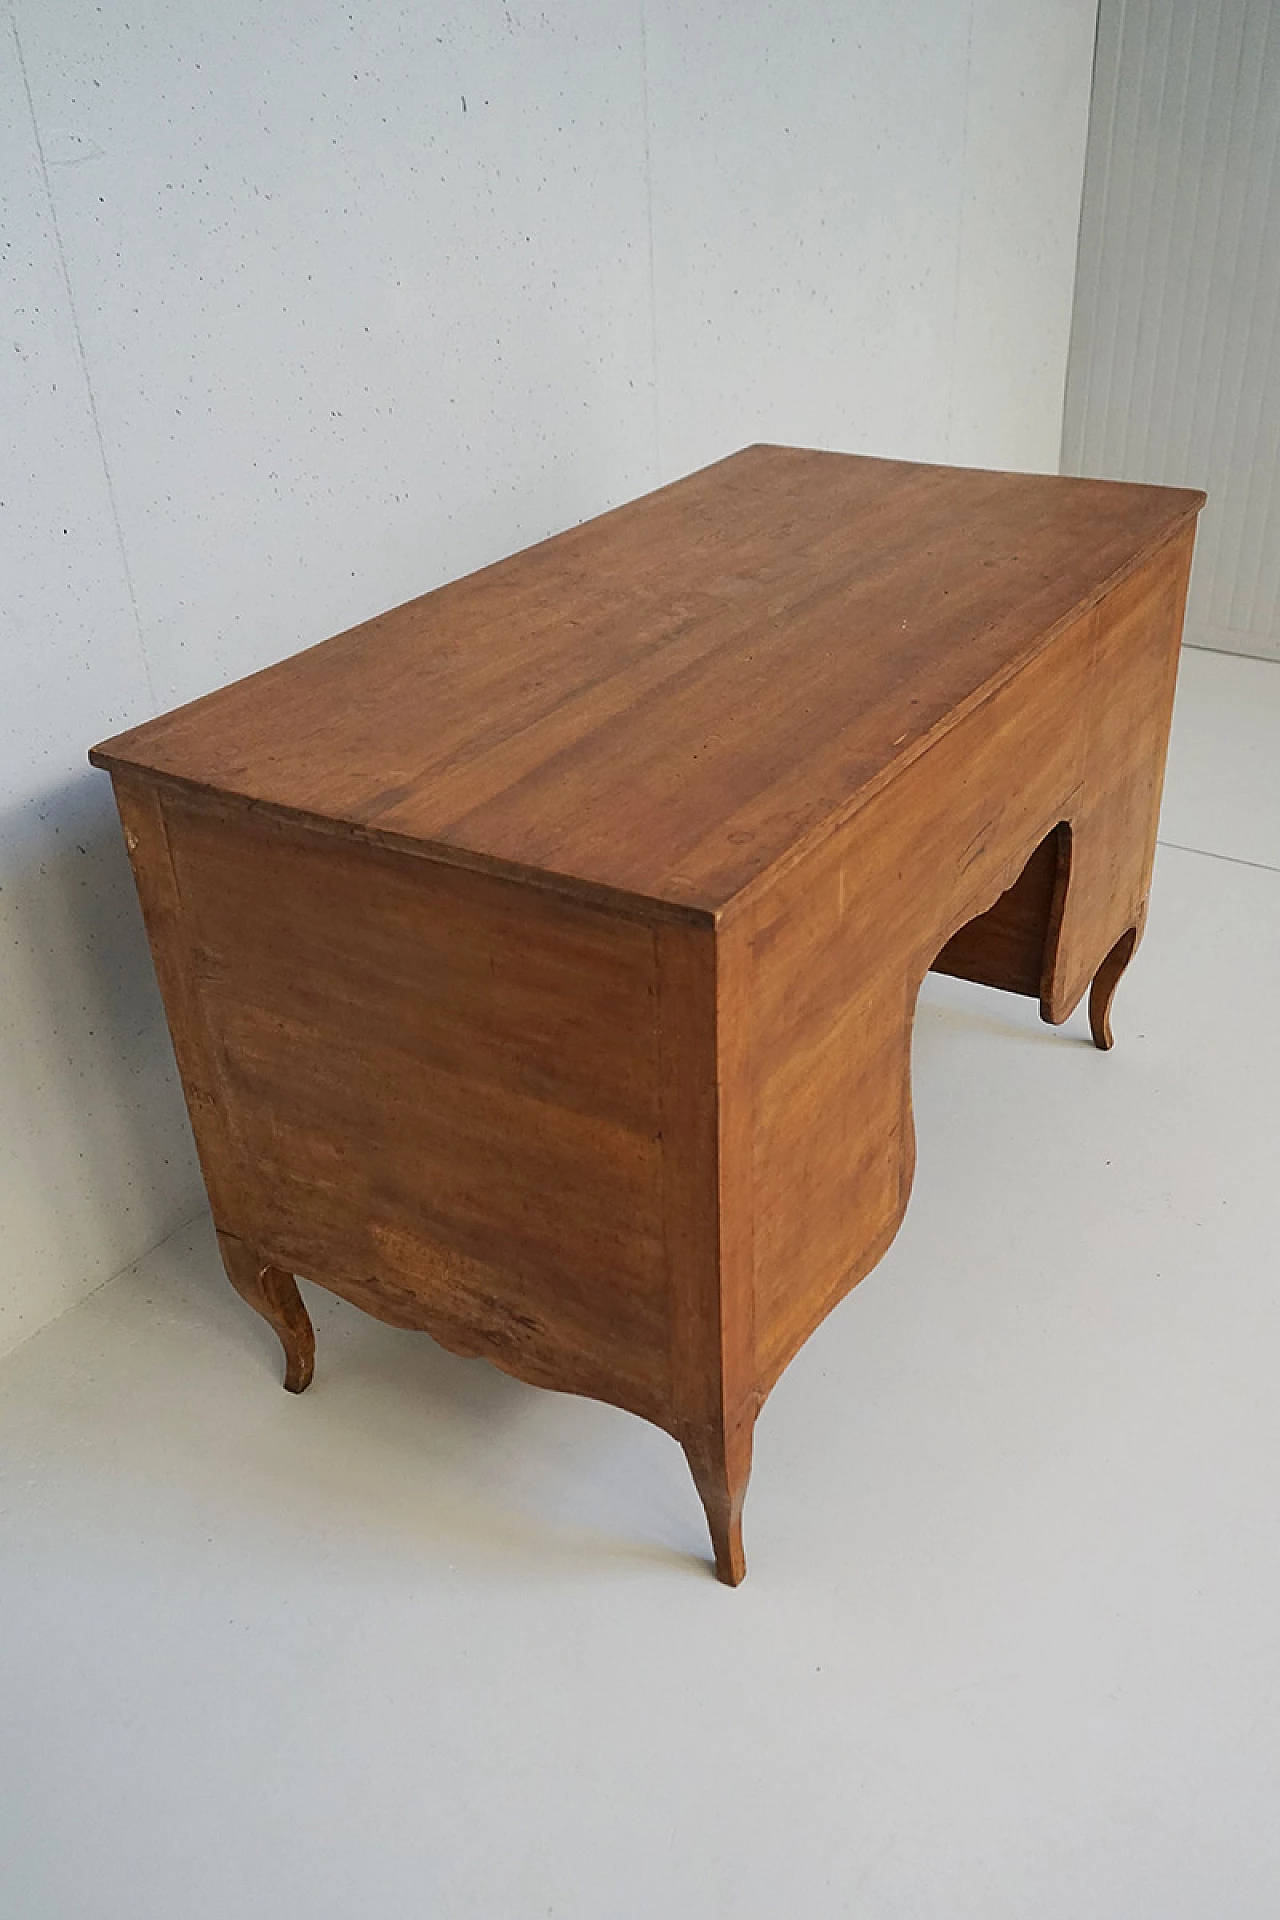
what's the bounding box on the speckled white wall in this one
[1,0,1096,1357]
[646,0,1097,476]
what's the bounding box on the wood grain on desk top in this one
[90,445,1204,916]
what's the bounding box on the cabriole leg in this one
[1088,926,1139,1051]
[216,1230,315,1393]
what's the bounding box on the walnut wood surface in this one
[91,446,1203,918]
[92,447,1203,1583]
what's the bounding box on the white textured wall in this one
[647,0,1096,477]
[1064,0,1280,661]
[1,0,1096,1357]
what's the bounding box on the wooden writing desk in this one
[91,447,1204,1583]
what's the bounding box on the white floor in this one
[3,645,1279,1919]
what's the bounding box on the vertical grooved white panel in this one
[1065,0,1280,661]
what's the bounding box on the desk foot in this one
[683,1421,753,1585]
[1088,927,1138,1051]
[216,1231,316,1393]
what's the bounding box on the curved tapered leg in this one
[682,1417,754,1586]
[1088,926,1138,1051]
[216,1230,315,1393]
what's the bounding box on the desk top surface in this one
[91,445,1203,916]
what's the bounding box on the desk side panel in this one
[732,526,1196,1393]
[927,525,1196,1019]
[732,616,1093,1390]
[1046,522,1196,1017]
[117,785,672,1424]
